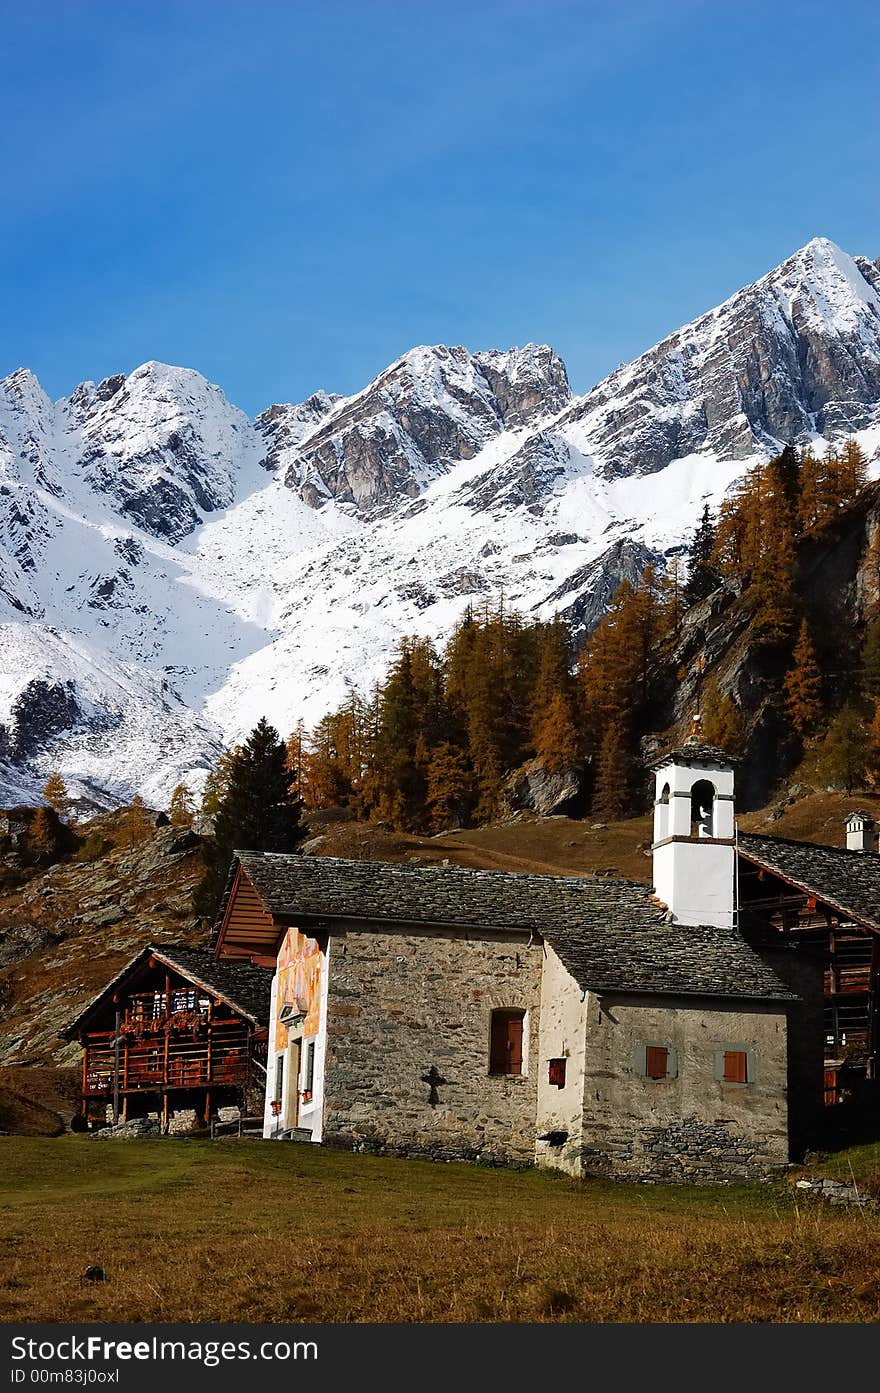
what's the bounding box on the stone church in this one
[212,738,879,1183]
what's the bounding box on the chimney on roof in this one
[845,811,876,853]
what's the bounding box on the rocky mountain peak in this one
[278,341,571,512]
[551,236,880,481]
[59,361,255,542]
[0,239,878,807]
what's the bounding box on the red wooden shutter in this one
[723,1050,748,1083]
[505,1014,523,1075]
[645,1045,668,1079]
[548,1058,566,1088]
[490,1010,524,1075]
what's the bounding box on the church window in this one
[489,1009,525,1075]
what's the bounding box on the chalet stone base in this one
[580,1117,788,1184]
[167,1109,205,1136]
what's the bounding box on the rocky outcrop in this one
[544,538,658,641]
[0,820,206,1066]
[280,344,571,513]
[503,758,587,818]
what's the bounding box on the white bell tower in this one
[650,722,736,929]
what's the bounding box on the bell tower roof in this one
[647,712,738,771]
[647,742,737,771]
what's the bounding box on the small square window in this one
[632,1042,677,1079]
[722,1049,748,1084]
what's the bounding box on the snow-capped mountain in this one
[0,236,878,808]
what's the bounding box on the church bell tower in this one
[650,721,736,929]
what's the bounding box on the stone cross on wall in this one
[420,1064,446,1106]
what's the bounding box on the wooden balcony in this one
[81,1016,255,1097]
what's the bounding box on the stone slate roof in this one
[63,944,272,1038]
[738,831,880,934]
[648,743,736,769]
[229,851,794,1002]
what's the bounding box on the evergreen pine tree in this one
[425,743,475,830]
[533,691,580,772]
[766,443,802,526]
[797,449,829,534]
[784,619,824,738]
[837,438,869,500]
[658,555,685,642]
[684,505,721,605]
[591,719,636,820]
[201,748,241,820]
[194,719,306,917]
[28,806,60,859]
[749,469,798,641]
[700,678,745,754]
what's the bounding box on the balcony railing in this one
[82,1020,254,1095]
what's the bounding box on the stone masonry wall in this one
[579,994,791,1182]
[322,923,543,1165]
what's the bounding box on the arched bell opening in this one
[690,779,716,838]
[656,781,671,841]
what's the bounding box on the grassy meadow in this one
[2,1137,880,1323]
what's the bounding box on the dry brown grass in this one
[2,1137,880,1324]
[739,789,880,845]
[311,811,656,882]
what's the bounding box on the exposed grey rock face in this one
[92,1117,161,1138]
[454,431,571,513]
[542,538,658,640]
[0,680,81,760]
[253,391,342,483]
[62,362,251,541]
[555,238,880,480]
[279,344,571,512]
[0,923,63,969]
[503,757,586,817]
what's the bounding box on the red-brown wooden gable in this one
[216,864,283,960]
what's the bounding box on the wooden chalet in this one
[63,945,271,1130]
[738,830,880,1106]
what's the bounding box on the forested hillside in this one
[280,438,880,827]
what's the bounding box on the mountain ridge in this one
[0,236,878,809]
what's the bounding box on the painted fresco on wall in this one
[274,927,323,1051]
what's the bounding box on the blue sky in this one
[2,0,878,415]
